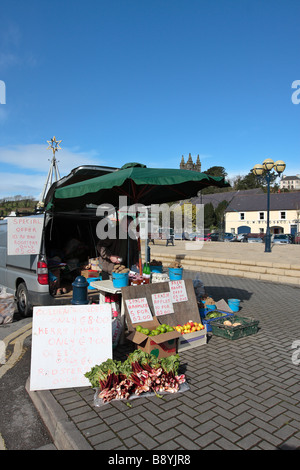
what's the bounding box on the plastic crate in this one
[209,315,259,340]
[200,309,234,332]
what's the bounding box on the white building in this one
[224,192,300,237]
[280,175,300,191]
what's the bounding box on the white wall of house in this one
[225,209,300,235]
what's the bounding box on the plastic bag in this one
[0,287,15,325]
[193,274,205,301]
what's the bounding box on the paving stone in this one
[41,271,300,451]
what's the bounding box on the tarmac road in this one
[0,315,56,450]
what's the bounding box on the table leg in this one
[120,296,126,345]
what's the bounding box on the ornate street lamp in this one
[252,159,286,252]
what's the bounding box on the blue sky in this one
[0,0,299,199]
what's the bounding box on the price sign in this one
[7,216,44,255]
[30,303,112,391]
[125,297,153,324]
[169,280,188,303]
[152,291,174,316]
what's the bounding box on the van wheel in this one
[16,282,32,317]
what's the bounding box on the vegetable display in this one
[85,351,186,403]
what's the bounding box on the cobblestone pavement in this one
[33,272,300,450]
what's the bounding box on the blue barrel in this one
[72,276,88,304]
[228,298,240,312]
[112,272,129,288]
[168,267,183,281]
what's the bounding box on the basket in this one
[150,265,163,273]
[209,315,259,340]
[168,267,183,280]
[200,309,234,332]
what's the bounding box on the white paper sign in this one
[125,297,153,324]
[30,303,112,391]
[7,216,44,255]
[169,280,188,303]
[152,291,174,316]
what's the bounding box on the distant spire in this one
[180,155,185,169]
[37,136,62,208]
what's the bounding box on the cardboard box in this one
[127,317,181,359]
[178,326,207,352]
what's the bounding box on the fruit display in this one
[149,259,162,267]
[135,323,174,336]
[175,320,205,335]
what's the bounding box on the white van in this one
[0,165,117,317]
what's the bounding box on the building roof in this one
[225,191,300,212]
[281,175,300,181]
[190,188,264,208]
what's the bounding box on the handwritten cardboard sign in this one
[7,216,44,255]
[125,297,153,324]
[30,304,112,391]
[169,280,188,303]
[152,291,174,316]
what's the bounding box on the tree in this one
[233,170,278,191]
[204,202,217,229]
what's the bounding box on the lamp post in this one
[252,159,286,252]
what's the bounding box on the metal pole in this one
[265,172,271,252]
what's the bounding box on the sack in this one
[193,274,205,301]
[0,287,15,325]
[112,318,122,348]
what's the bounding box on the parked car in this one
[245,234,263,243]
[223,232,236,242]
[235,233,248,242]
[272,234,291,244]
[189,232,211,241]
[295,232,300,244]
[207,232,219,241]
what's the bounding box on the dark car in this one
[207,232,219,241]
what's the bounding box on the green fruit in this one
[158,326,166,333]
[141,328,150,335]
[166,325,174,332]
[161,324,168,329]
[152,329,160,335]
[136,325,142,332]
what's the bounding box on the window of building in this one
[240,212,245,220]
[280,211,286,220]
[259,212,265,220]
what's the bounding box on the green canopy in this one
[47,162,230,212]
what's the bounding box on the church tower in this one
[179,153,201,172]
